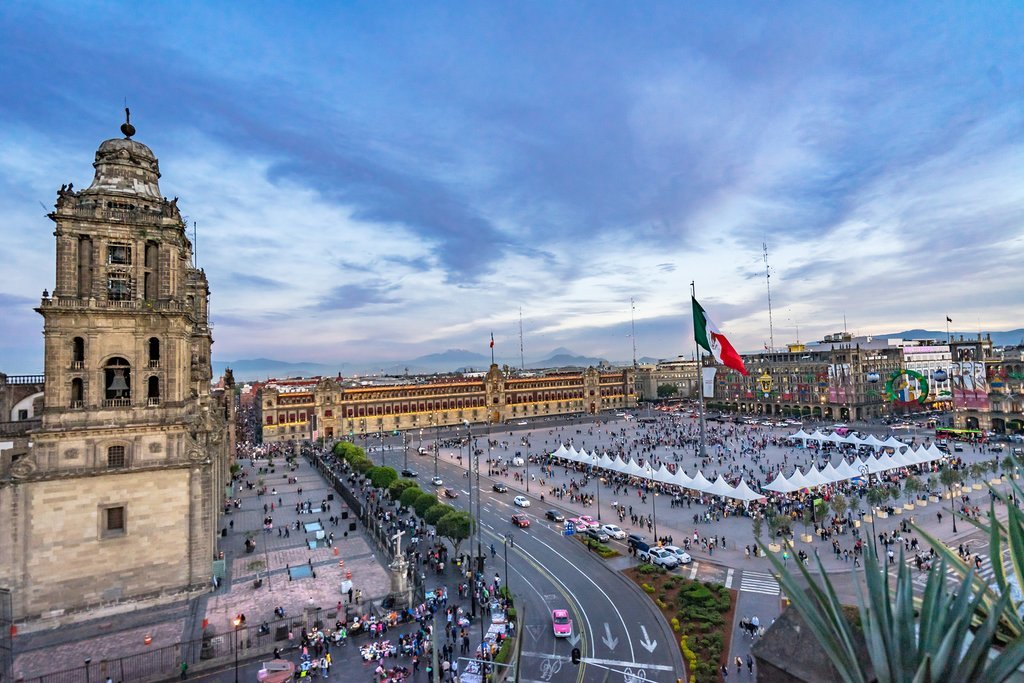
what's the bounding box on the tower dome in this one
[82,133,163,201]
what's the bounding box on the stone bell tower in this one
[0,113,228,624]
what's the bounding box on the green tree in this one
[367,466,398,490]
[657,383,679,398]
[388,478,418,500]
[424,504,450,526]
[903,476,922,505]
[968,462,986,486]
[866,487,887,515]
[436,510,473,558]
[830,494,848,521]
[752,513,764,542]
[400,486,424,508]
[939,467,963,532]
[848,493,862,519]
[414,491,439,518]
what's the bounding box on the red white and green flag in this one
[692,297,748,376]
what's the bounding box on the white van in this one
[511,457,525,466]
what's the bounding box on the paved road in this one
[428,449,686,682]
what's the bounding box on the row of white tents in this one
[788,429,908,451]
[549,436,950,503]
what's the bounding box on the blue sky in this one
[1,2,1022,373]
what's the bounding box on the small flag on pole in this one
[946,316,952,323]
[490,332,494,349]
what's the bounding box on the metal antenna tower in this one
[519,307,525,371]
[763,242,774,351]
[630,298,638,368]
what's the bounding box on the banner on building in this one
[952,361,990,410]
[701,367,717,399]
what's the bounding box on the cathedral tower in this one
[0,116,228,623]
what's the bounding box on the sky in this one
[1,2,1022,374]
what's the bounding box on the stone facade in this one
[260,365,636,443]
[0,121,230,624]
[635,357,699,400]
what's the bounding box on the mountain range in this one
[213,329,1024,382]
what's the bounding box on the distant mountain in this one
[876,329,1024,346]
[212,358,342,382]
[411,349,489,365]
[528,352,607,369]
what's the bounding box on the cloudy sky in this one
[1,2,1022,374]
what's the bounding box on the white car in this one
[638,546,679,569]
[513,496,531,508]
[663,545,693,565]
[601,524,626,540]
[511,457,525,466]
[431,476,443,486]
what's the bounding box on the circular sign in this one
[886,370,929,405]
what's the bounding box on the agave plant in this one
[759,527,1024,682]
[912,459,1024,646]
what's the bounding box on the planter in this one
[876,511,888,519]
[853,520,861,528]
[768,543,782,553]
[892,507,902,515]
[972,483,983,491]
[916,500,928,508]
[800,533,814,543]
[904,503,915,511]
[929,495,940,503]
[862,514,873,523]
[990,478,1003,485]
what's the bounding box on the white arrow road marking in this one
[525,625,545,642]
[568,632,581,647]
[602,622,618,650]
[520,653,673,672]
[639,625,657,653]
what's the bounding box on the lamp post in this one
[503,533,513,593]
[232,616,242,683]
[593,459,602,521]
[464,420,477,618]
[84,658,91,683]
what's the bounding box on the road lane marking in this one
[740,570,780,595]
[520,652,674,672]
[725,568,734,589]
[689,562,699,579]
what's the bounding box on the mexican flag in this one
[692,297,748,376]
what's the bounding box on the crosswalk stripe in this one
[689,562,699,579]
[740,570,780,595]
[725,568,734,589]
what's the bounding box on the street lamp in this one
[592,458,602,521]
[232,615,242,683]
[84,658,91,683]
[463,420,478,618]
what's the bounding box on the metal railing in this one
[2,375,44,386]
[101,398,132,408]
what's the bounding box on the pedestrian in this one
[747,654,754,674]
[735,656,742,674]
[179,660,188,680]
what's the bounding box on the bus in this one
[935,428,983,442]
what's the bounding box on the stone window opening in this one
[147,376,160,406]
[103,357,132,406]
[107,445,126,468]
[148,337,160,367]
[72,337,85,369]
[107,243,132,266]
[71,378,84,408]
[101,505,126,538]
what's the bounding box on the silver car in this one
[663,545,693,565]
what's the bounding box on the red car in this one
[511,514,530,528]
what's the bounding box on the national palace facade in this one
[259,364,636,443]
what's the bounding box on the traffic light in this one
[571,647,581,665]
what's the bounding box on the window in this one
[72,337,85,366]
[147,376,160,405]
[107,244,132,265]
[71,378,84,407]
[107,445,126,468]
[148,338,160,367]
[17,409,28,420]
[104,357,132,405]
[103,506,126,537]
[107,276,131,301]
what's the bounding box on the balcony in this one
[147,398,161,407]
[71,361,84,370]
[101,398,132,408]
[148,360,160,369]
[70,400,84,409]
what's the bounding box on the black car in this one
[545,510,565,522]
[627,533,646,549]
[585,527,610,543]
[492,483,508,493]
[401,469,418,478]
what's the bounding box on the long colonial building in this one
[0,120,231,625]
[260,364,636,443]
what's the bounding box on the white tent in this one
[551,444,569,459]
[653,464,676,485]
[732,479,767,502]
[890,449,914,468]
[597,453,616,470]
[883,436,906,449]
[707,475,736,498]
[606,456,627,474]
[790,429,811,442]
[788,468,812,490]
[824,432,845,444]
[763,472,799,493]
[808,430,828,442]
[674,469,694,488]
[820,462,842,482]
[840,434,863,446]
[802,466,830,488]
[689,470,713,492]
[926,444,946,461]
[835,458,863,480]
[566,445,580,461]
[626,459,646,478]
[861,434,886,450]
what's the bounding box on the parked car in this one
[511,514,530,528]
[401,469,418,478]
[431,476,443,486]
[552,609,572,638]
[601,524,626,540]
[511,457,525,466]
[663,545,693,565]
[585,527,610,543]
[627,533,646,549]
[513,495,531,508]
[545,510,565,522]
[639,546,680,569]
[443,488,458,499]
[492,482,508,493]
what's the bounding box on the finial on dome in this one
[120,107,136,139]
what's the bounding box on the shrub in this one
[671,617,681,632]
[424,504,450,526]
[641,583,655,594]
[637,563,660,574]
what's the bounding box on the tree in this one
[968,462,987,486]
[400,485,424,508]
[830,494,848,522]
[425,504,450,526]
[436,510,472,558]
[903,476,922,506]
[866,487,887,515]
[939,466,963,533]
[848,493,862,519]
[367,466,399,490]
[388,478,418,500]
[657,383,679,398]
[752,513,764,542]
[414,491,439,519]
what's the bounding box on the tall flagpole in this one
[490,331,495,366]
[691,282,708,459]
